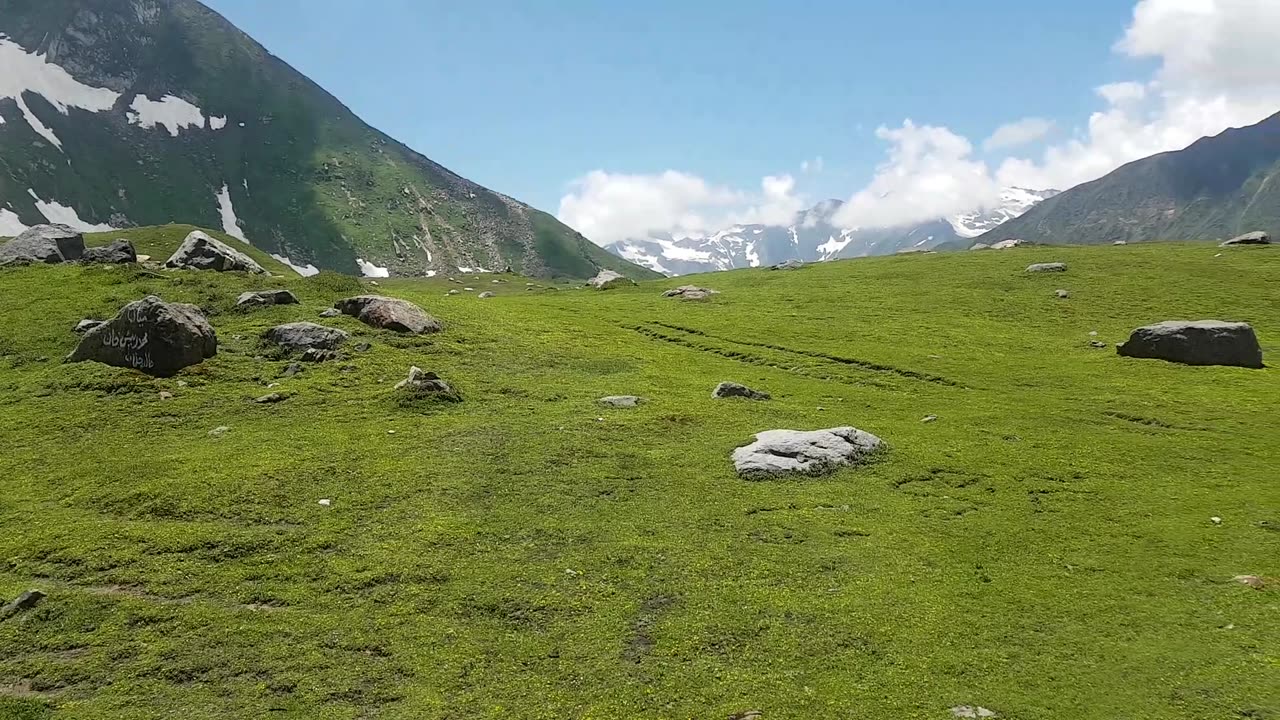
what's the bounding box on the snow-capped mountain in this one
[607,188,1058,276]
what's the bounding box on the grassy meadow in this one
[0,228,1277,719]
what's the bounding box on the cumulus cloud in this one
[984,118,1055,151]
[557,171,805,245]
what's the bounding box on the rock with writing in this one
[0,225,85,265]
[334,295,442,334]
[165,231,265,273]
[82,240,137,264]
[66,296,217,377]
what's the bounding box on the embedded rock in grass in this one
[319,308,341,318]
[237,289,299,308]
[394,366,461,402]
[1117,320,1263,368]
[1055,289,1070,299]
[0,224,85,265]
[599,395,644,408]
[300,348,340,363]
[281,362,304,378]
[82,239,137,264]
[0,589,46,620]
[66,295,217,377]
[969,243,992,251]
[74,319,104,334]
[1220,231,1269,247]
[334,295,442,334]
[712,381,770,400]
[263,322,349,353]
[1233,575,1266,590]
[165,231,265,273]
[254,392,285,404]
[1113,240,1128,246]
[732,427,883,480]
[771,259,805,270]
[1026,262,1067,273]
[950,706,998,719]
[663,285,719,300]
[478,291,495,299]
[588,269,636,290]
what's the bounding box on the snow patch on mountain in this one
[0,208,27,236]
[0,36,122,151]
[270,253,320,277]
[357,258,391,278]
[216,184,249,243]
[26,188,112,231]
[209,115,228,130]
[949,187,1059,238]
[128,94,206,136]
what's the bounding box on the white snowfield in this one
[357,259,391,278]
[127,94,206,137]
[270,253,321,277]
[0,36,122,150]
[19,188,112,232]
[0,208,26,236]
[215,184,249,243]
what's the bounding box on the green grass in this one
[0,240,1277,719]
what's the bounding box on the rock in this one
[165,231,265,273]
[136,254,152,263]
[394,366,461,402]
[318,498,332,507]
[991,238,1026,250]
[1117,320,1263,368]
[588,269,636,290]
[447,289,460,295]
[478,291,495,299]
[1220,231,1270,247]
[264,322,349,352]
[66,296,217,377]
[209,426,230,437]
[301,348,340,363]
[159,391,174,400]
[599,395,644,408]
[334,295,442,334]
[922,415,938,423]
[1211,516,1223,525]
[969,243,992,251]
[712,381,770,400]
[1233,575,1266,590]
[732,427,884,480]
[354,343,372,353]
[73,319,104,334]
[281,362,304,378]
[82,239,137,264]
[319,308,342,318]
[950,706,997,719]
[1026,262,1067,273]
[770,259,805,270]
[237,289,299,308]
[464,287,475,292]
[729,712,764,720]
[1089,341,1109,349]
[1055,289,1070,299]
[0,589,46,619]
[0,224,85,265]
[663,285,720,300]
[254,393,285,404]
[1113,240,1128,246]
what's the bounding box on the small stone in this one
[176,380,188,387]
[281,362,304,378]
[1026,262,1067,273]
[354,343,372,353]
[1211,516,1223,525]
[165,230,265,273]
[729,712,763,720]
[318,499,332,507]
[478,291,495,299]
[1233,575,1265,590]
[733,427,884,480]
[236,289,299,308]
[950,707,998,719]
[464,287,475,292]
[1113,240,1128,245]
[1055,289,1070,299]
[0,590,46,619]
[159,391,174,400]
[599,396,644,408]
[209,426,230,437]
[333,295,442,334]
[387,429,397,434]
[319,308,342,318]
[922,415,938,423]
[492,279,501,284]
[1089,341,1109,349]
[1089,331,1099,336]
[712,381,770,400]
[448,289,460,295]
[254,393,285,404]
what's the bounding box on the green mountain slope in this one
[0,0,657,280]
[980,111,1280,245]
[1,242,1277,718]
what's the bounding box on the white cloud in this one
[983,117,1054,151]
[800,156,825,173]
[831,121,1001,229]
[557,170,805,245]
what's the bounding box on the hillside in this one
[981,112,1280,245]
[0,0,657,281]
[1,238,1277,718]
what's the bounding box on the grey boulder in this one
[0,224,85,265]
[712,381,770,400]
[588,269,636,290]
[82,239,137,264]
[1220,231,1270,247]
[1026,262,1067,273]
[66,295,217,377]
[663,285,719,300]
[264,322,349,352]
[165,231,265,273]
[1117,320,1263,368]
[237,289,300,308]
[335,295,442,334]
[770,259,805,270]
[599,395,644,408]
[395,366,461,402]
[0,589,46,619]
[732,427,884,480]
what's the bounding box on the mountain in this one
[0,0,658,281]
[606,188,1056,276]
[979,112,1280,245]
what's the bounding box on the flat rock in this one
[263,322,349,352]
[712,381,770,400]
[82,239,137,264]
[301,348,340,363]
[991,238,1026,250]
[1233,575,1266,590]
[0,224,85,265]
[319,308,342,318]
[1117,320,1263,368]
[732,427,884,480]
[599,395,644,408]
[254,393,285,404]
[1113,240,1128,246]
[66,296,217,377]
[588,269,636,290]
[770,259,805,270]
[237,289,299,308]
[334,295,442,334]
[165,231,265,273]
[1026,262,1067,273]
[478,291,495,299]
[663,285,719,300]
[1220,231,1270,247]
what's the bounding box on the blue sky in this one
[201,0,1278,243]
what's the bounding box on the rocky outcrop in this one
[66,296,217,377]
[334,296,442,334]
[732,427,884,479]
[1117,320,1263,368]
[165,231,265,273]
[0,225,85,265]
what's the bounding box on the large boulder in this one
[334,295,442,334]
[732,427,884,480]
[1026,262,1067,273]
[82,239,137,264]
[1220,231,1270,247]
[0,224,85,265]
[1117,320,1263,368]
[588,269,636,290]
[165,231,265,273]
[263,322,349,352]
[66,296,217,377]
[237,289,300,308]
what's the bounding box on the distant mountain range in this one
[980,112,1280,246]
[0,0,657,280]
[606,187,1058,276]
